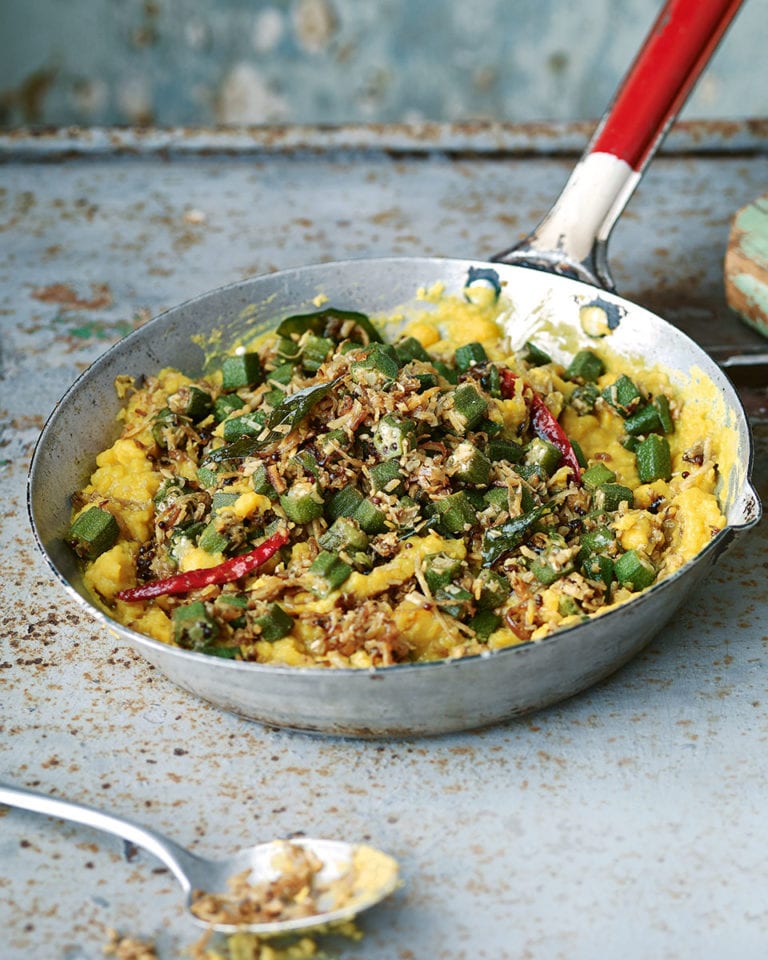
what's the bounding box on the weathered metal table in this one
[2,122,767,960]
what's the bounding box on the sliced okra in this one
[450,383,488,433]
[213,393,245,424]
[308,550,353,596]
[635,433,672,483]
[592,483,634,512]
[432,490,477,535]
[447,440,492,487]
[602,375,643,417]
[301,333,334,373]
[395,336,431,364]
[469,609,503,640]
[373,414,415,459]
[254,603,294,642]
[423,552,463,594]
[523,341,552,367]
[280,481,324,524]
[581,463,617,488]
[614,549,656,591]
[173,600,219,650]
[369,459,404,496]
[319,516,370,554]
[67,506,119,561]
[565,349,605,383]
[222,352,263,390]
[454,341,488,372]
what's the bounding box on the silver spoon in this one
[0,782,399,936]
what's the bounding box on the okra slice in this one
[369,459,404,496]
[173,600,219,650]
[352,498,388,534]
[530,536,574,586]
[308,550,353,596]
[483,486,510,513]
[653,395,675,435]
[267,362,295,385]
[523,438,562,477]
[423,552,463,594]
[581,463,617,488]
[454,341,488,372]
[578,525,615,559]
[211,491,240,512]
[623,403,662,437]
[486,439,524,463]
[169,385,212,422]
[473,569,511,609]
[435,584,474,619]
[67,506,119,561]
[523,341,552,367]
[350,344,400,384]
[327,487,364,521]
[565,349,605,383]
[373,414,415,459]
[448,440,492,487]
[450,383,488,433]
[301,333,334,373]
[469,609,503,640]
[276,336,301,363]
[153,476,189,506]
[222,352,263,390]
[395,336,431,363]
[254,603,294,642]
[570,382,601,416]
[614,549,656,591]
[222,411,267,441]
[197,463,221,489]
[213,393,245,424]
[280,480,324,524]
[432,490,477,535]
[635,433,672,483]
[198,519,229,554]
[602,375,643,417]
[580,553,615,589]
[592,483,634,512]
[251,462,277,499]
[214,593,248,628]
[433,360,459,385]
[319,516,369,553]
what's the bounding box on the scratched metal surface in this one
[1,124,768,960]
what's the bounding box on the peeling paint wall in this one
[0,0,766,128]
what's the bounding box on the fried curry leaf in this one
[276,307,383,344]
[204,377,340,463]
[481,503,553,566]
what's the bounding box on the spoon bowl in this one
[0,783,399,936]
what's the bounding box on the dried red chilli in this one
[117,529,289,602]
[499,369,582,483]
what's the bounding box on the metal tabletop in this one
[1,122,767,960]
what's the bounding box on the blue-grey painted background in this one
[0,0,766,128]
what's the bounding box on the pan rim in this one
[26,255,761,683]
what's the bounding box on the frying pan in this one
[28,0,761,737]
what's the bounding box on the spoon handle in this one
[0,782,199,893]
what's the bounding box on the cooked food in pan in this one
[67,286,726,667]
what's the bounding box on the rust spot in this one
[31,282,112,311]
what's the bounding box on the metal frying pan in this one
[28,0,761,737]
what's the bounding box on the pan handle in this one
[493,0,745,290]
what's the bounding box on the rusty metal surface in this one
[1,124,768,959]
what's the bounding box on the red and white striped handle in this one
[495,0,746,289]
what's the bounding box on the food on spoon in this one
[67,287,726,666]
[190,841,398,928]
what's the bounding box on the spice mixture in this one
[68,290,726,667]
